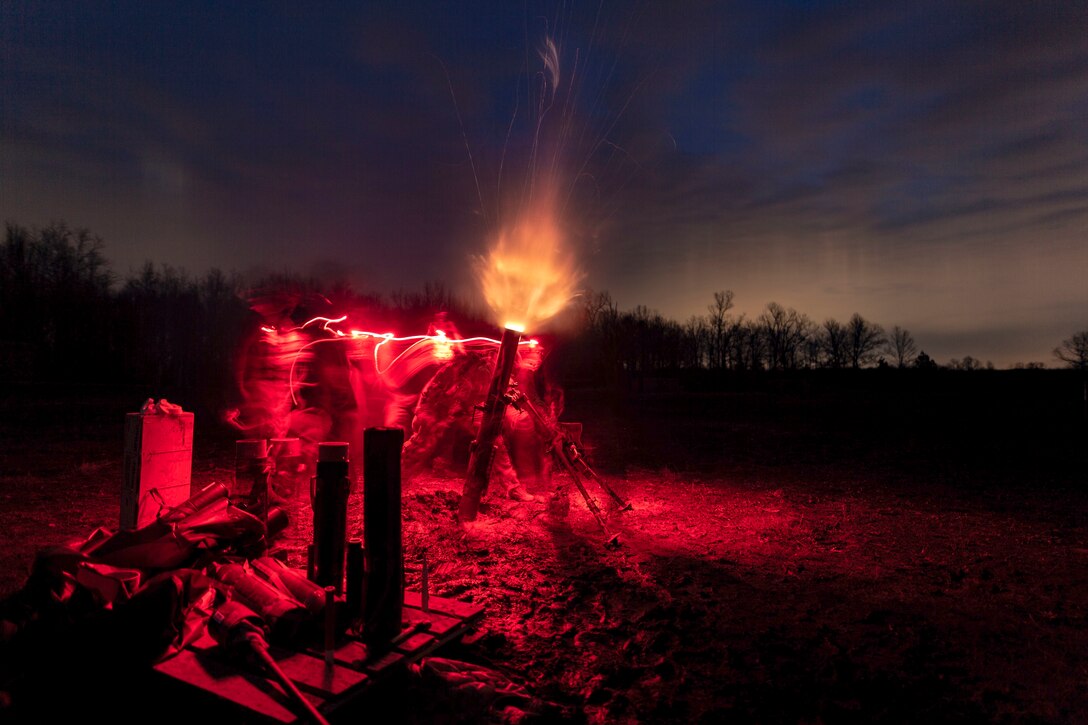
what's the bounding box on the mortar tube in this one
[459,326,521,521]
[363,427,404,650]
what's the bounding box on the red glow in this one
[253,314,539,413]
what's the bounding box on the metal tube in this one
[311,442,350,591]
[323,586,336,668]
[421,546,430,613]
[345,538,364,625]
[363,427,404,650]
[459,326,521,521]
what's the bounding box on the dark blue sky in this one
[3,1,1086,364]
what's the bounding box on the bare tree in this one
[707,290,735,370]
[1054,331,1088,370]
[742,318,766,371]
[584,289,618,330]
[820,318,849,368]
[682,315,710,369]
[847,313,885,369]
[759,302,812,369]
[884,325,918,368]
[802,330,823,369]
[727,316,749,370]
[574,289,623,385]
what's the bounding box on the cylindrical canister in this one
[269,437,304,496]
[252,557,327,616]
[234,439,270,511]
[268,437,306,563]
[214,563,308,641]
[159,481,229,524]
[264,505,289,542]
[363,427,404,649]
[311,442,351,592]
[346,538,365,624]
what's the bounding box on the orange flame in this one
[478,200,582,332]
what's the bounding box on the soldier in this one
[403,342,548,502]
[230,290,306,443]
[504,341,561,497]
[231,290,360,471]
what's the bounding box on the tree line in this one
[564,289,932,384]
[0,223,495,409]
[0,223,249,408]
[2,223,1084,405]
[559,288,1088,385]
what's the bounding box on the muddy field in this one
[1,373,1086,722]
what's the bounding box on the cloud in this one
[2,1,1085,364]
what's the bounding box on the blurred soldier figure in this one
[230,290,305,442]
[231,289,360,470]
[402,350,494,476]
[403,340,554,502]
[381,311,461,433]
[504,341,562,496]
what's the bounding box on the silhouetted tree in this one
[759,302,811,370]
[884,325,918,368]
[706,290,735,370]
[0,222,114,379]
[820,319,849,369]
[726,317,748,371]
[847,313,885,369]
[802,334,823,369]
[682,315,709,369]
[584,289,618,330]
[947,356,982,371]
[741,319,766,371]
[1053,331,1088,370]
[582,290,621,384]
[914,351,938,369]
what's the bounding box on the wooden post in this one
[363,427,403,650]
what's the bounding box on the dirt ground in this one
[1,376,1086,722]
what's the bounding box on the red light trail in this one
[268,315,538,406]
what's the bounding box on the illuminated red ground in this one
[1,378,1085,721]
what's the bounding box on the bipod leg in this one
[576,458,633,512]
[554,448,619,546]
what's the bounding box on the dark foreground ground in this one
[1,371,1086,722]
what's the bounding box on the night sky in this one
[3,1,1086,365]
